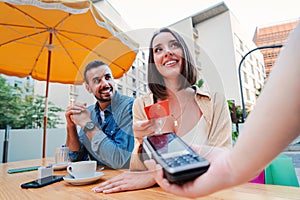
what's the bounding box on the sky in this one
[106,0,300,37]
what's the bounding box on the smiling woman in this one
[92,27,232,194]
[146,22,300,198]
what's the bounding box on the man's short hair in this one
[84,60,108,83]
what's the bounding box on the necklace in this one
[170,99,189,127]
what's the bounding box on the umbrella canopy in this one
[0,0,138,158]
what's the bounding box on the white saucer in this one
[63,172,104,185]
[52,163,69,170]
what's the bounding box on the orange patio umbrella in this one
[0,0,138,158]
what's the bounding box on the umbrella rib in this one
[29,34,49,76]
[0,24,106,40]
[5,3,49,28]
[0,23,46,30]
[58,33,127,72]
[53,32,84,80]
[51,13,116,43]
[0,29,47,46]
[49,11,118,41]
[53,13,71,29]
[58,30,117,41]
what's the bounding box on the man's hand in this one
[65,102,87,151]
[70,109,91,128]
[65,102,87,127]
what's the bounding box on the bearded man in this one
[65,60,134,169]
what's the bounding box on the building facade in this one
[6,1,269,127]
[115,50,148,98]
[170,2,265,111]
[253,19,299,77]
[3,75,34,98]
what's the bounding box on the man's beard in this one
[95,86,113,102]
[95,95,111,102]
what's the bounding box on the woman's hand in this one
[133,120,154,143]
[92,171,156,194]
[133,117,168,143]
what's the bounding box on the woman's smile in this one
[163,59,179,67]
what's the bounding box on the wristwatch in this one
[83,121,95,132]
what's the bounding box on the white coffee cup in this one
[67,161,96,179]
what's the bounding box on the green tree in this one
[18,95,64,129]
[0,76,23,129]
[0,76,64,129]
[48,101,65,128]
[18,94,35,128]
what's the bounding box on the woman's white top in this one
[181,116,207,146]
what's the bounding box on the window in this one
[267,52,272,58]
[246,89,250,101]
[126,88,133,97]
[257,71,261,81]
[243,61,247,70]
[239,39,244,52]
[139,71,146,81]
[266,62,273,67]
[142,62,146,70]
[251,64,254,74]
[139,81,147,93]
[131,66,136,75]
[138,59,146,71]
[133,91,136,98]
[237,53,243,64]
[234,34,244,52]
[261,64,265,75]
[252,78,256,88]
[243,72,248,84]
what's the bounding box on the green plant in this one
[232,131,239,142]
[227,100,244,142]
[196,79,204,88]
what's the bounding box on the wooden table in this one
[1,158,299,200]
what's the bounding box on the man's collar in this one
[94,100,112,113]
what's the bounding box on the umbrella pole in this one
[43,32,53,158]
